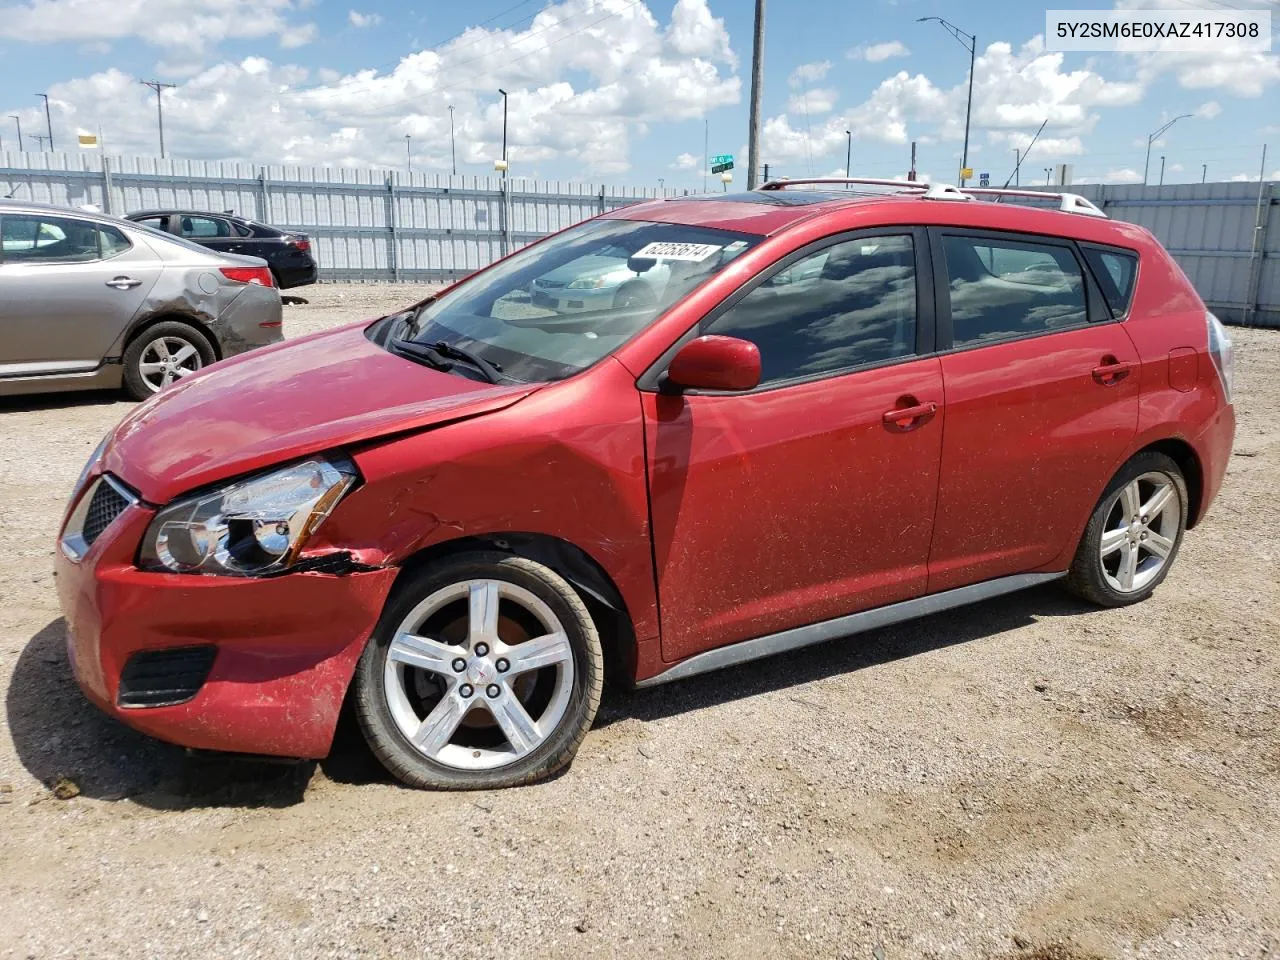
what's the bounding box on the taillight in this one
[220,266,275,287]
[289,236,311,253]
[1206,311,1234,402]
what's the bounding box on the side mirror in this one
[666,335,761,392]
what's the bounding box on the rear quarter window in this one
[1081,245,1139,317]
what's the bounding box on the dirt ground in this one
[1,284,1277,960]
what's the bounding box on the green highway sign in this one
[710,153,734,165]
[711,160,734,174]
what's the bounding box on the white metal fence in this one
[2,154,1276,327]
[0,153,669,283]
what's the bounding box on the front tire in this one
[353,553,604,790]
[122,321,216,400]
[1066,452,1188,607]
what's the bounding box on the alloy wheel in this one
[1099,472,1180,594]
[382,579,575,771]
[138,336,203,392]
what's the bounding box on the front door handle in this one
[1092,357,1132,385]
[105,276,142,290]
[882,398,938,431]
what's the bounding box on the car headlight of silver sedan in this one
[139,455,358,576]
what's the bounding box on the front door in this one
[643,230,946,663]
[0,213,161,370]
[926,228,1140,592]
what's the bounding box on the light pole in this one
[1202,163,1207,183]
[1013,148,1020,186]
[658,177,664,195]
[1045,166,1053,186]
[35,93,53,151]
[405,134,412,174]
[497,88,508,179]
[9,115,21,152]
[845,129,852,179]
[1159,155,1166,186]
[448,105,456,176]
[140,80,176,158]
[918,17,976,186]
[1144,114,1191,185]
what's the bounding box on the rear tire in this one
[122,321,216,400]
[353,553,604,790]
[1066,452,1188,608]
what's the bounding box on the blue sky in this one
[0,0,1276,187]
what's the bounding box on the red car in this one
[56,178,1235,790]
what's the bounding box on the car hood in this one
[103,321,538,504]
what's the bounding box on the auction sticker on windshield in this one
[633,241,722,262]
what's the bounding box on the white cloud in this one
[849,41,910,63]
[348,10,381,28]
[787,87,838,115]
[1195,100,1221,120]
[671,152,701,170]
[788,61,831,88]
[279,22,317,48]
[0,0,315,50]
[2,0,740,176]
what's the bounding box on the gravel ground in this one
[1,284,1277,960]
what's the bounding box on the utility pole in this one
[1201,163,1207,183]
[9,116,21,152]
[448,105,456,176]
[908,141,917,181]
[918,17,975,186]
[1144,114,1190,185]
[405,134,412,174]
[35,94,53,151]
[845,130,852,179]
[1159,155,1166,186]
[703,117,708,193]
[140,80,176,158]
[497,88,508,178]
[658,177,664,195]
[1044,167,1053,186]
[763,162,770,183]
[1014,148,1020,186]
[33,134,50,152]
[746,0,765,189]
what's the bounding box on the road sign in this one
[979,172,990,187]
[960,167,974,180]
[711,160,734,174]
[711,154,734,165]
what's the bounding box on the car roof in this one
[128,209,253,222]
[0,197,134,228]
[605,185,1149,249]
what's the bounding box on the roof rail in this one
[756,177,971,202]
[961,188,1108,218]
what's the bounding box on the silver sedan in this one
[0,199,283,399]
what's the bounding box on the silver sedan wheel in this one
[1099,472,1180,594]
[138,336,204,392]
[382,579,575,771]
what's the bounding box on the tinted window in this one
[233,221,254,238]
[704,234,917,385]
[179,215,231,238]
[942,235,1087,346]
[135,216,168,232]
[99,224,132,258]
[1082,246,1138,316]
[1,214,102,264]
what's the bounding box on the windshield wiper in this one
[427,340,504,383]
[389,338,502,384]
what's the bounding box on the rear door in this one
[176,214,240,253]
[0,214,162,369]
[643,228,946,662]
[926,228,1139,592]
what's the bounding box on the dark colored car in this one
[124,210,318,290]
[59,178,1235,791]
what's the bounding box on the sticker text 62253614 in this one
[632,241,722,262]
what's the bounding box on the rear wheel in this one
[122,321,215,400]
[353,553,603,790]
[1066,452,1188,607]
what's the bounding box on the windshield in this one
[405,218,762,382]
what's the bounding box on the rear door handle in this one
[105,276,142,290]
[882,399,938,431]
[1092,358,1132,385]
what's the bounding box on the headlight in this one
[567,276,608,289]
[139,455,358,576]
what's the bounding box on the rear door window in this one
[939,233,1088,347]
[179,215,231,239]
[134,215,169,232]
[1081,245,1139,317]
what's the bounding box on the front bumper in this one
[55,483,396,759]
